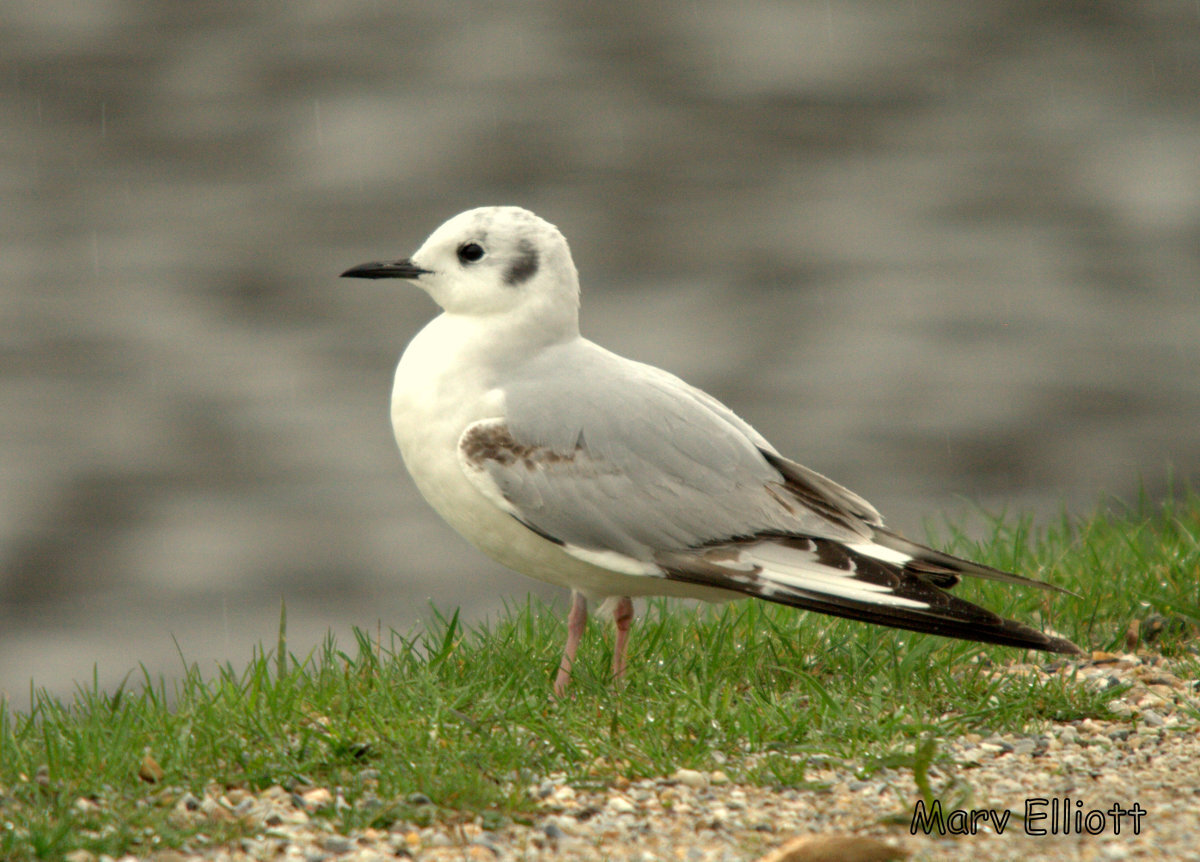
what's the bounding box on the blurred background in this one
[2,1,1198,701]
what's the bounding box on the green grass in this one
[2,491,1198,860]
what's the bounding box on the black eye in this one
[457,242,485,264]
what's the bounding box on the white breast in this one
[389,314,742,604]
[391,315,501,528]
[389,316,611,594]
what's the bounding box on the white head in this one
[342,207,581,333]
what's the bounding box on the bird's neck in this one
[418,307,580,376]
[456,300,578,356]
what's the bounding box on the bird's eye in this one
[457,242,485,264]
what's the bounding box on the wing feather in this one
[454,338,1078,654]
[656,539,1080,653]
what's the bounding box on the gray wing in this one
[458,339,875,562]
[458,339,1079,655]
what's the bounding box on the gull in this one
[342,206,1080,696]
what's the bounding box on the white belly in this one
[388,315,739,604]
[389,318,629,597]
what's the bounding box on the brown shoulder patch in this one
[460,422,578,471]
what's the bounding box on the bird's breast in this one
[386,317,671,597]
[391,322,497,487]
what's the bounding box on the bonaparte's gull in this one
[342,206,1080,696]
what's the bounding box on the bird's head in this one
[342,206,580,330]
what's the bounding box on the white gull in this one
[342,206,1080,696]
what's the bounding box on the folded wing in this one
[457,340,1079,654]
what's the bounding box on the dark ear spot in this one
[503,239,539,286]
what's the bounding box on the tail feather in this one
[655,533,1081,655]
[871,527,1080,597]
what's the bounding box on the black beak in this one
[340,259,432,280]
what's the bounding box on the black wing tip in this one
[826,604,1084,656]
[657,535,1086,656]
[821,600,1083,656]
[1038,632,1085,656]
[658,552,1083,656]
[872,527,1081,597]
[973,620,1082,655]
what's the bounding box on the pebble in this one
[321,835,353,854]
[137,754,164,784]
[1009,738,1037,756]
[673,768,708,789]
[607,794,636,814]
[301,788,334,810]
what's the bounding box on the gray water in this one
[2,2,1199,701]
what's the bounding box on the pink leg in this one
[611,596,634,685]
[553,590,588,698]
